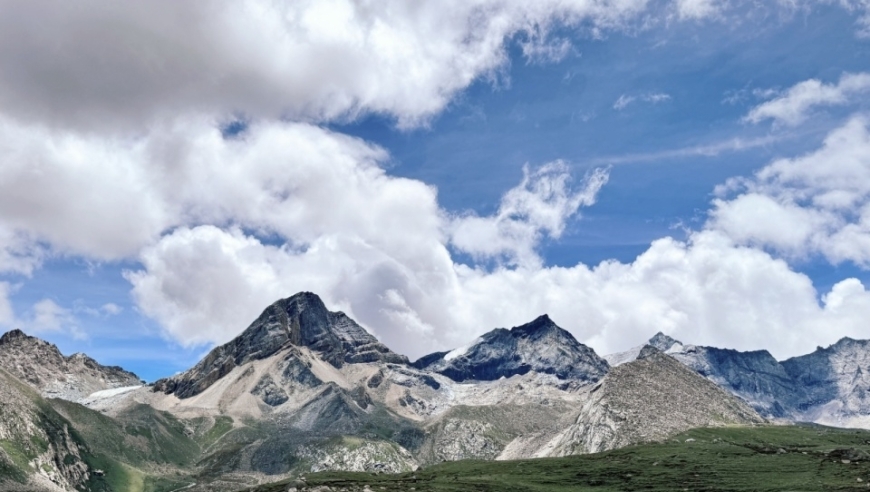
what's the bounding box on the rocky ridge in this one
[0,329,142,402]
[412,314,609,383]
[153,292,407,399]
[0,368,94,492]
[7,291,870,491]
[541,346,764,455]
[605,332,870,422]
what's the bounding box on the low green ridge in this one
[241,424,870,492]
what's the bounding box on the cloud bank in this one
[2,1,870,362]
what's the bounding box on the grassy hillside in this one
[242,424,870,491]
[50,399,204,492]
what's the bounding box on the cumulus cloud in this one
[6,1,870,365]
[710,116,870,266]
[0,295,82,339]
[744,72,870,126]
[0,0,671,132]
[126,221,870,361]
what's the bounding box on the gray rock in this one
[153,292,407,398]
[0,329,142,401]
[412,314,608,383]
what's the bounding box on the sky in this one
[3,1,870,381]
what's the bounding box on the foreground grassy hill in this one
[242,424,870,492]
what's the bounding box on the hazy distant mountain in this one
[0,329,142,402]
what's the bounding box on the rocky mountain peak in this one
[413,316,609,383]
[0,328,29,343]
[511,314,553,333]
[0,330,141,402]
[154,291,408,399]
[647,332,680,351]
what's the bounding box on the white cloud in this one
[613,92,671,110]
[450,163,609,267]
[0,282,14,327]
[30,299,72,333]
[126,220,870,361]
[5,0,870,365]
[710,116,870,266]
[675,0,719,19]
[0,0,674,132]
[613,94,636,110]
[744,72,870,126]
[101,304,123,316]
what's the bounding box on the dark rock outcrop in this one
[413,315,609,383]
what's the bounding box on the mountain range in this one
[0,291,868,491]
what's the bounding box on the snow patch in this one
[444,337,482,361]
[84,385,142,400]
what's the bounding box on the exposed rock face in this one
[412,315,608,383]
[670,344,801,418]
[0,329,142,402]
[544,347,764,455]
[0,368,94,491]
[153,292,407,398]
[606,332,802,417]
[604,333,870,422]
[781,337,870,422]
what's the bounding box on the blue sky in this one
[3,1,870,382]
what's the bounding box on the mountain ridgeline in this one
[153,292,407,398]
[411,314,609,383]
[2,291,870,491]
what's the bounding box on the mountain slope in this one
[540,346,764,456]
[782,337,870,426]
[153,292,407,399]
[0,368,95,492]
[0,329,142,402]
[412,315,608,383]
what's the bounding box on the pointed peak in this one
[280,291,327,308]
[648,331,681,351]
[510,314,560,336]
[0,329,29,343]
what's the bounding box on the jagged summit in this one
[413,315,609,383]
[0,329,141,402]
[0,328,28,343]
[154,291,408,399]
[647,332,681,351]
